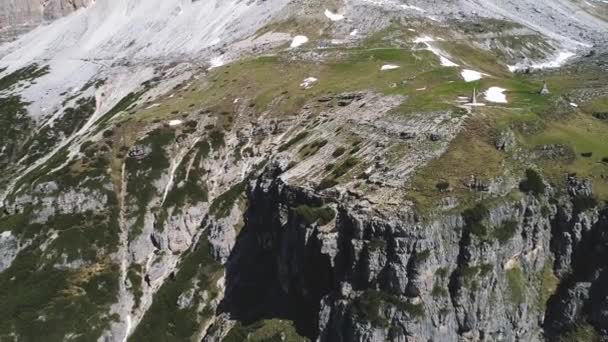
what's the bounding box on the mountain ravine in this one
[0,0,607,341]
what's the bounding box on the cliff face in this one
[208,163,608,341]
[0,0,92,42]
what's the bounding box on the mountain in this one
[0,0,607,341]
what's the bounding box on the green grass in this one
[505,266,526,305]
[130,233,223,342]
[493,220,518,244]
[519,169,546,196]
[352,290,424,328]
[0,63,49,91]
[279,131,309,152]
[558,322,600,342]
[209,181,247,219]
[125,127,175,238]
[293,204,335,226]
[0,239,119,341]
[223,319,309,342]
[0,95,32,171]
[523,113,608,200]
[461,264,493,289]
[537,261,558,311]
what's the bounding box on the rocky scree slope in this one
[0,0,608,341]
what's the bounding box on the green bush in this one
[293,205,335,226]
[462,204,489,238]
[572,195,598,212]
[352,290,424,327]
[209,181,246,218]
[332,157,359,178]
[436,181,450,192]
[519,169,546,195]
[558,322,599,342]
[493,220,518,244]
[332,147,346,157]
[278,131,309,152]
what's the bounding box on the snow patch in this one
[208,56,225,70]
[324,9,344,21]
[350,29,359,36]
[290,35,309,48]
[461,69,486,82]
[380,64,400,71]
[168,120,183,126]
[508,51,576,72]
[300,77,318,89]
[485,87,508,103]
[570,102,579,107]
[413,36,458,67]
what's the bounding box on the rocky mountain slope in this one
[0,0,607,341]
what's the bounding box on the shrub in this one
[558,322,599,342]
[332,147,346,157]
[519,169,546,195]
[462,204,489,237]
[352,290,424,327]
[293,205,335,226]
[572,195,598,212]
[332,157,359,178]
[436,181,450,192]
[209,182,246,218]
[317,177,338,190]
[278,131,309,152]
[493,220,518,244]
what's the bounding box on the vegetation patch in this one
[519,169,546,196]
[209,181,247,219]
[130,234,223,342]
[461,263,493,290]
[0,63,49,91]
[279,131,309,152]
[125,128,175,237]
[558,322,600,342]
[299,139,328,157]
[223,319,309,342]
[293,204,335,226]
[492,219,518,244]
[537,261,558,311]
[506,266,526,305]
[462,203,490,238]
[352,290,424,327]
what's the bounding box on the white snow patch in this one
[350,29,359,36]
[413,36,458,67]
[208,56,225,70]
[416,87,427,91]
[461,69,486,82]
[570,102,578,107]
[380,64,400,71]
[300,77,318,89]
[169,120,183,126]
[408,28,416,32]
[439,56,459,67]
[508,51,576,72]
[413,36,435,43]
[324,9,344,21]
[485,87,508,103]
[290,35,309,48]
